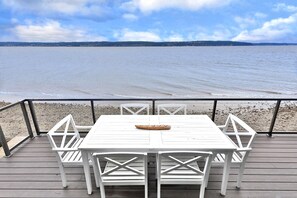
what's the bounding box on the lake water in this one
[0,46,297,101]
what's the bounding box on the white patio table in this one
[78,115,237,196]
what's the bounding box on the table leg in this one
[81,150,92,194]
[220,151,232,196]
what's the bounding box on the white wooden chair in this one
[92,152,148,198]
[156,151,213,198]
[157,104,187,115]
[47,114,96,188]
[213,114,257,188]
[120,103,150,115]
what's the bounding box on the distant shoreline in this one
[1,41,297,47]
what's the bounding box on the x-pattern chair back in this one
[94,153,146,177]
[102,155,144,176]
[161,154,204,176]
[157,104,187,115]
[47,115,81,158]
[221,114,257,150]
[157,151,212,198]
[92,153,148,198]
[120,103,149,115]
[158,151,212,177]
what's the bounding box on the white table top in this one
[79,115,237,153]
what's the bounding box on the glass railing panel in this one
[33,101,93,132]
[274,101,297,132]
[214,100,276,133]
[0,102,30,156]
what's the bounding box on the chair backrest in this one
[221,114,257,150]
[157,104,187,115]
[158,151,212,179]
[47,115,81,160]
[92,152,147,182]
[120,103,149,115]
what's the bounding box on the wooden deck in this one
[0,135,297,198]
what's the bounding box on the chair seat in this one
[160,177,204,185]
[102,178,145,185]
[62,150,82,163]
[160,173,204,184]
[61,138,84,164]
[212,152,243,164]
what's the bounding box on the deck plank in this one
[0,135,297,198]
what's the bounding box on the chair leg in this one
[156,153,161,198]
[57,162,67,188]
[89,153,100,188]
[237,153,250,188]
[145,184,148,198]
[145,156,148,198]
[157,182,161,198]
[199,184,205,198]
[204,153,215,188]
[155,153,158,179]
[236,162,246,188]
[94,168,100,188]
[99,183,106,198]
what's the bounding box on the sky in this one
[0,0,297,43]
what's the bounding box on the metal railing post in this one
[268,100,281,137]
[212,100,217,121]
[27,100,41,135]
[0,126,11,157]
[90,100,96,124]
[152,100,155,115]
[20,101,34,138]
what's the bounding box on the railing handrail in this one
[0,100,25,112]
[25,98,297,101]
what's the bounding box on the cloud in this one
[274,3,297,12]
[7,20,106,42]
[2,0,109,17]
[165,34,184,41]
[122,0,233,13]
[233,14,297,42]
[254,12,267,18]
[187,27,232,41]
[114,29,161,41]
[234,12,266,29]
[122,13,138,21]
[193,31,229,41]
[234,16,256,29]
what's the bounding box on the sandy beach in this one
[1,100,297,142]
